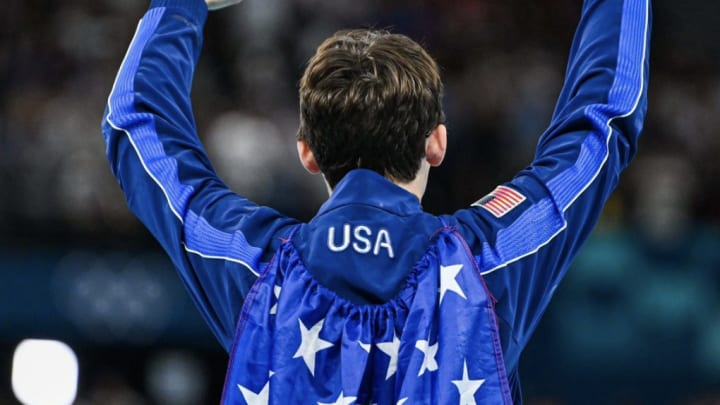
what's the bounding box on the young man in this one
[103,0,651,403]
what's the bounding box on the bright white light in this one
[12,339,79,405]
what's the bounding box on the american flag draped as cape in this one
[222,226,513,404]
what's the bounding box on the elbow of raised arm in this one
[609,99,647,169]
[101,108,123,179]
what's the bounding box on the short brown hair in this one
[297,29,445,188]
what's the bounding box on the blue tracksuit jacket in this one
[102,0,651,403]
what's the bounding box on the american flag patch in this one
[472,185,526,218]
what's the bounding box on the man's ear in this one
[425,124,447,167]
[297,139,321,174]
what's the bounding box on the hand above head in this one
[205,0,244,10]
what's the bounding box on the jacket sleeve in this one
[450,0,651,369]
[101,0,299,352]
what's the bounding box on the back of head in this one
[298,29,445,188]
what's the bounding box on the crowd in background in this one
[1,0,720,403]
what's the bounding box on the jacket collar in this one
[315,169,424,217]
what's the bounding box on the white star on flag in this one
[293,319,334,376]
[396,398,408,405]
[269,285,281,314]
[359,341,371,353]
[415,339,439,376]
[318,391,357,405]
[376,332,400,380]
[440,264,467,304]
[451,360,485,405]
[237,370,273,404]
[237,380,269,405]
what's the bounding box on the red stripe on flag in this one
[474,185,527,218]
[495,186,524,203]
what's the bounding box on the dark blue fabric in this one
[295,170,441,305]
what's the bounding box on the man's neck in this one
[394,178,426,202]
[325,168,429,202]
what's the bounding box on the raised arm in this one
[102,0,298,351]
[450,0,651,369]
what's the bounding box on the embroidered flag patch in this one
[472,185,526,218]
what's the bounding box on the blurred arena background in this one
[1,0,719,403]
